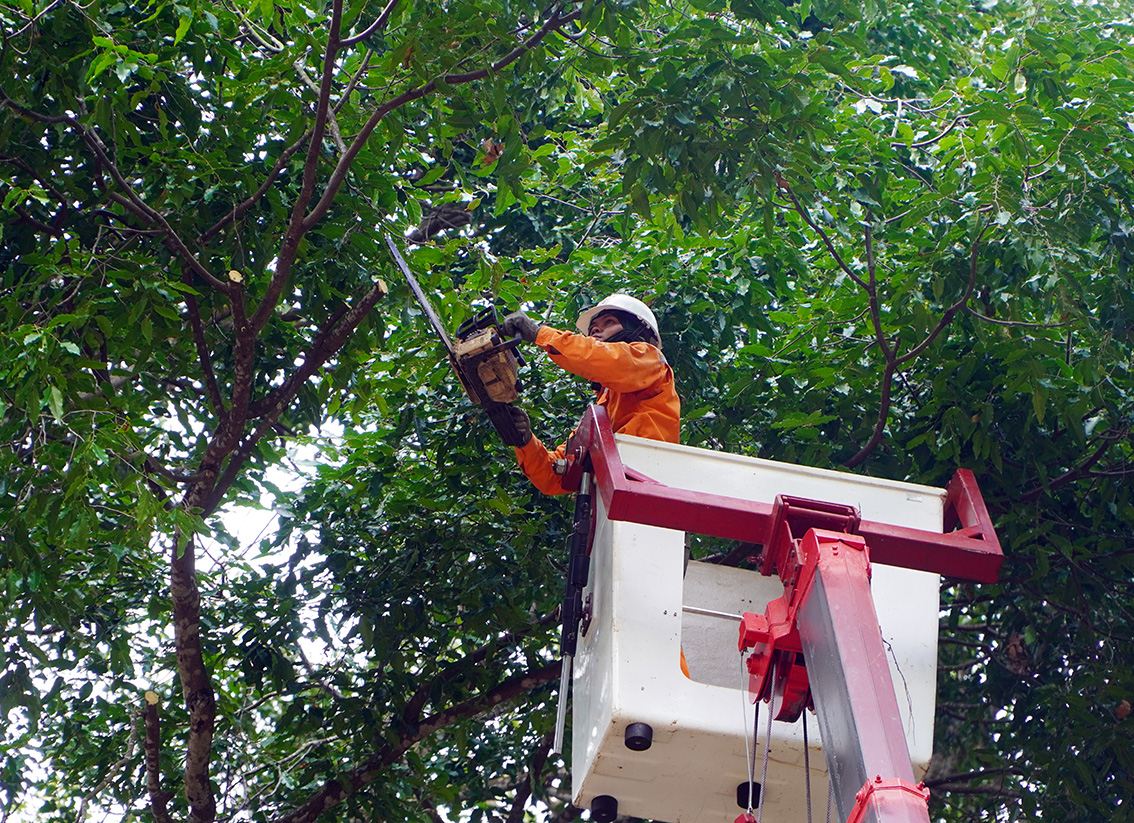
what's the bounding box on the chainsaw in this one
[384,236,529,446]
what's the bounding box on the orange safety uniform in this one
[514,325,680,495]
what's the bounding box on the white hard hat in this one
[576,294,660,338]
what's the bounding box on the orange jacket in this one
[514,325,680,495]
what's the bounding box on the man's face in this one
[589,311,624,342]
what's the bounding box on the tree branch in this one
[197,283,255,488]
[72,125,230,294]
[402,612,561,728]
[257,0,346,335]
[294,59,347,154]
[777,174,870,291]
[202,399,286,516]
[1017,427,1128,504]
[140,453,206,485]
[844,222,988,467]
[143,692,176,823]
[299,5,582,236]
[169,531,217,823]
[341,0,402,46]
[505,733,554,823]
[74,710,141,823]
[895,220,988,367]
[863,222,895,360]
[246,277,388,420]
[198,134,311,245]
[963,303,1070,329]
[273,662,560,823]
[843,359,897,469]
[185,275,227,417]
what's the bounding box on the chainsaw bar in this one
[384,236,529,447]
[384,235,456,356]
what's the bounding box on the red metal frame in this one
[561,405,1004,823]
[561,405,1003,582]
[845,778,932,823]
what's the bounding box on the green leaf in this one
[47,386,64,423]
[174,7,193,45]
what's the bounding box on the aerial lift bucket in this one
[559,407,1001,823]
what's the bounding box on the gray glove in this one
[508,405,533,446]
[500,310,541,343]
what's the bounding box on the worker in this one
[499,294,680,495]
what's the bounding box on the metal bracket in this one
[738,528,868,720]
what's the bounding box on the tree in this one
[0,0,604,820]
[3,0,1134,821]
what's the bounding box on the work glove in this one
[507,405,533,446]
[500,310,541,343]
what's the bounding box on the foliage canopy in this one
[2,0,1134,821]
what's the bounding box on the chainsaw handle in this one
[500,332,526,366]
[461,332,526,369]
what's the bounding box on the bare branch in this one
[334,48,375,115]
[964,303,1070,329]
[75,709,141,823]
[140,453,206,485]
[1018,427,1129,504]
[247,277,389,420]
[70,126,231,293]
[12,205,62,237]
[777,174,870,291]
[294,58,347,154]
[0,87,71,123]
[843,360,897,469]
[862,222,894,360]
[273,662,561,823]
[402,612,561,728]
[205,277,389,513]
[890,115,964,151]
[143,693,176,823]
[895,220,988,366]
[257,0,346,334]
[341,0,402,47]
[185,276,227,417]
[198,135,310,245]
[257,4,579,341]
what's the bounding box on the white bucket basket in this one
[571,435,944,823]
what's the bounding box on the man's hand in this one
[507,405,533,446]
[500,311,541,343]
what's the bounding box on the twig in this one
[402,611,561,727]
[843,220,990,467]
[299,5,583,236]
[294,57,347,154]
[7,0,66,39]
[963,304,1070,328]
[341,0,402,46]
[777,173,869,291]
[74,709,141,823]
